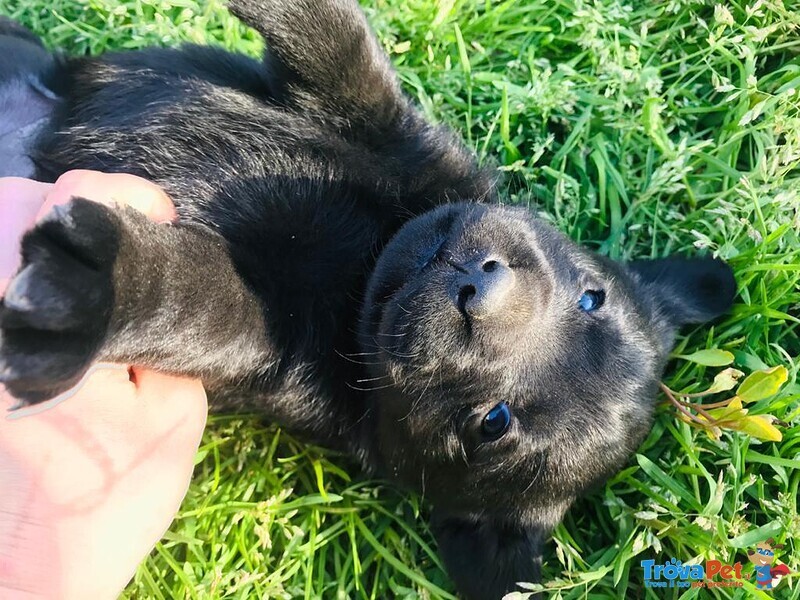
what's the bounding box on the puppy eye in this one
[578,289,605,312]
[481,402,511,440]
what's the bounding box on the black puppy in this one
[0,1,735,598]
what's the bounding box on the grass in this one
[2,0,799,597]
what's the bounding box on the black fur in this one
[0,16,61,177]
[0,2,736,598]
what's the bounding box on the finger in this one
[2,364,132,421]
[39,170,177,223]
[69,370,206,600]
[0,368,206,600]
[0,178,52,290]
[131,368,207,431]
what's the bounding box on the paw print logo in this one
[747,538,791,590]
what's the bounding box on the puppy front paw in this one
[0,199,119,405]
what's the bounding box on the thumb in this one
[40,170,177,223]
[130,367,208,437]
[0,178,52,292]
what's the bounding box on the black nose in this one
[452,256,515,319]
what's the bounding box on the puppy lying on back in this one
[0,2,735,598]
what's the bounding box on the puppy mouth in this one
[370,273,464,365]
[363,204,544,365]
[455,287,475,335]
[419,240,479,334]
[376,254,524,367]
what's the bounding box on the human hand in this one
[0,171,207,599]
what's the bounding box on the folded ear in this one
[628,256,736,327]
[431,511,545,600]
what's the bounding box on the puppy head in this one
[359,203,735,598]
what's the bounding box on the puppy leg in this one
[0,199,273,405]
[229,0,496,211]
[229,0,403,130]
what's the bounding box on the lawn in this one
[2,0,799,598]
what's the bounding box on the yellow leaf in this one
[729,415,783,442]
[706,397,747,422]
[737,366,788,403]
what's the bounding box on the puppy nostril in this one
[457,284,476,312]
[482,260,498,273]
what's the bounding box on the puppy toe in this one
[1,261,106,331]
[24,198,121,270]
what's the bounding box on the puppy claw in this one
[2,265,37,313]
[6,399,27,412]
[1,262,99,331]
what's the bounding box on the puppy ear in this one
[628,256,736,326]
[431,511,545,599]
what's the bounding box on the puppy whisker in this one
[345,381,397,392]
[334,349,387,366]
[355,374,390,383]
